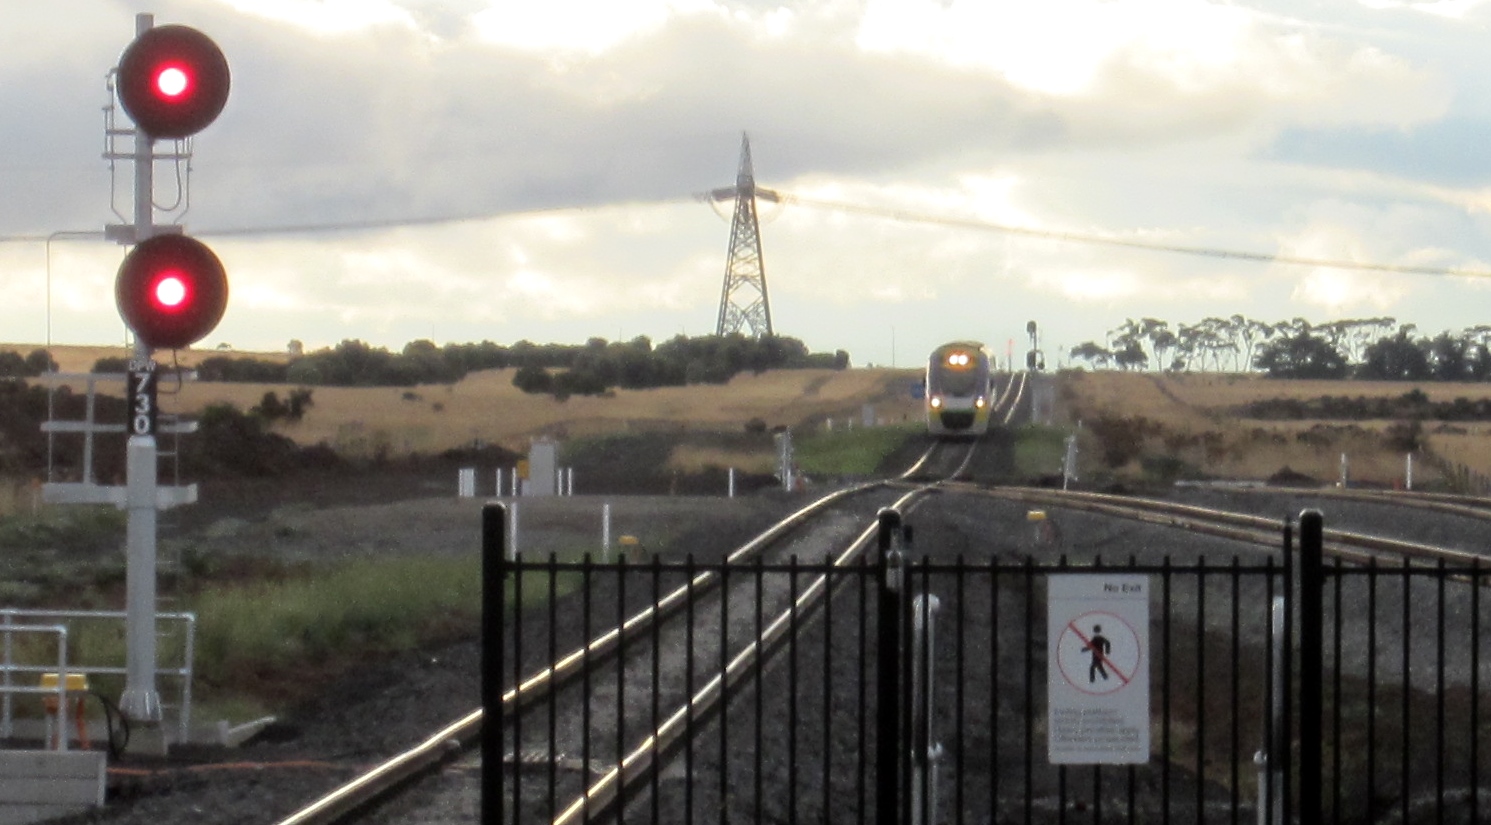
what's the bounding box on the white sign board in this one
[1047,573,1150,764]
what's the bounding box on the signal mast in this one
[107,12,231,739]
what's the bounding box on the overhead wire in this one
[3,187,1488,280]
[769,192,1491,279]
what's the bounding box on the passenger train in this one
[925,341,993,437]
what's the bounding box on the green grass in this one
[190,555,483,688]
[796,424,920,475]
[0,505,124,553]
[189,550,594,710]
[4,551,588,721]
[1014,424,1073,479]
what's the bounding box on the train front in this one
[925,343,991,437]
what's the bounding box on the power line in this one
[773,192,1491,279]
[7,191,1489,281]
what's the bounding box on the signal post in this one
[109,12,231,747]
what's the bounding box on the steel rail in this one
[999,370,1029,426]
[1222,485,1491,521]
[895,440,943,481]
[992,369,1024,415]
[900,438,978,482]
[975,486,1491,567]
[269,480,905,825]
[551,486,930,825]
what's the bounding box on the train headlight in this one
[975,396,986,409]
[930,396,943,409]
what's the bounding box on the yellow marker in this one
[39,673,88,693]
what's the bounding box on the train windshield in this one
[930,349,985,396]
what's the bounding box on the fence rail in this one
[490,510,1491,824]
[0,609,196,747]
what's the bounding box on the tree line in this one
[1069,316,1491,380]
[88,334,851,398]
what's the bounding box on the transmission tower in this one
[710,133,778,337]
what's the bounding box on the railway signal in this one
[112,19,232,352]
[116,24,230,139]
[109,14,232,747]
[115,234,229,350]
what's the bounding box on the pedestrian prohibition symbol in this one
[1047,573,1150,764]
[1055,610,1141,695]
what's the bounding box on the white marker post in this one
[1047,573,1150,764]
[121,356,162,731]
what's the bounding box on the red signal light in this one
[116,235,229,351]
[117,25,229,139]
[155,65,191,99]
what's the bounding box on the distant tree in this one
[1108,320,1148,371]
[92,356,130,373]
[23,349,55,375]
[512,364,553,394]
[0,352,28,378]
[1148,325,1178,372]
[285,387,314,421]
[1112,339,1148,371]
[1254,330,1348,378]
[1358,327,1430,380]
[1429,331,1471,382]
[1069,341,1111,369]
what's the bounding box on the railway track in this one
[961,485,1491,568]
[268,442,1489,825]
[271,439,973,824]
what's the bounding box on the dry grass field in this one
[1061,370,1491,486]
[16,344,1491,489]
[4,344,923,459]
[3,343,292,374]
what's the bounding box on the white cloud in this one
[213,0,419,35]
[472,0,716,54]
[1356,0,1491,20]
[856,0,1256,96]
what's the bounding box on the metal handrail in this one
[0,609,195,745]
[0,624,71,751]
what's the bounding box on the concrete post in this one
[121,433,162,729]
[602,502,611,560]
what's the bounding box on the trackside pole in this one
[876,508,909,825]
[121,423,162,728]
[1255,595,1286,825]
[910,594,942,825]
[482,502,507,825]
[121,13,164,738]
[602,502,611,560]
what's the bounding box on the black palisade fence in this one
[481,503,1490,824]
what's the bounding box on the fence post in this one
[482,502,508,825]
[1256,595,1286,825]
[876,508,908,825]
[2,611,11,739]
[910,593,942,825]
[1298,509,1324,823]
[602,502,611,560]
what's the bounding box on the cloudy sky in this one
[5,0,1491,368]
